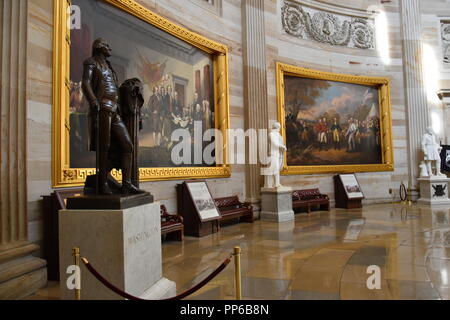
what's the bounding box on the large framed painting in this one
[276,63,394,175]
[53,0,230,187]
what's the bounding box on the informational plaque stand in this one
[176,181,221,237]
[334,174,364,209]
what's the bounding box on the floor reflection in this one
[162,204,450,300]
[28,204,450,300]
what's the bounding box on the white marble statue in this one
[421,126,445,177]
[263,122,287,188]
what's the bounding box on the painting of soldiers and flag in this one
[282,73,384,169]
[68,0,215,169]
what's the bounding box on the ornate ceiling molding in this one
[281,0,376,50]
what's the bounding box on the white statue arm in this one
[270,133,287,151]
[436,135,443,152]
[421,134,427,154]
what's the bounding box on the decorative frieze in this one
[188,0,222,16]
[281,0,375,50]
[440,20,450,64]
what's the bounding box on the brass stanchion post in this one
[72,247,81,300]
[234,246,242,300]
[400,183,407,205]
[407,187,412,206]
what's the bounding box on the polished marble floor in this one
[28,203,450,300]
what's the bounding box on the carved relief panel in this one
[189,0,222,16]
[281,0,375,50]
[441,20,450,66]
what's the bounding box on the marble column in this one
[242,0,269,211]
[0,0,47,299]
[400,0,430,191]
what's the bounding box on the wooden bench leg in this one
[163,230,184,242]
[244,213,254,223]
[177,229,183,241]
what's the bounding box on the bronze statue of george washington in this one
[82,38,146,195]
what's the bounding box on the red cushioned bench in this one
[160,205,184,241]
[214,196,254,225]
[292,189,330,213]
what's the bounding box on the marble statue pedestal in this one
[418,177,450,206]
[260,187,295,222]
[59,202,176,300]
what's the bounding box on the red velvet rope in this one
[164,256,232,301]
[81,255,232,300]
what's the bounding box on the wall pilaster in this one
[0,0,46,299]
[400,0,430,190]
[242,0,269,209]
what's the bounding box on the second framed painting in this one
[276,63,394,175]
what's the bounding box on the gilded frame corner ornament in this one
[276,62,394,175]
[52,0,231,188]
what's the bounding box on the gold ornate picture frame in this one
[276,62,394,175]
[53,0,231,188]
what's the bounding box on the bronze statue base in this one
[66,193,154,210]
[83,174,122,195]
